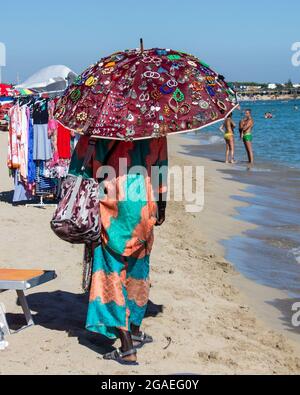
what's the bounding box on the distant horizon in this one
[3,77,300,87]
[231,80,300,85]
[2,65,300,87]
[1,0,300,84]
[2,72,299,88]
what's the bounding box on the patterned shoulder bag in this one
[50,138,101,244]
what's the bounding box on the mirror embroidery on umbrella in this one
[54,48,238,140]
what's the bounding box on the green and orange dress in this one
[69,135,168,339]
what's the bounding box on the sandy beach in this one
[0,131,300,375]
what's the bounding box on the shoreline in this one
[232,274,300,353]
[0,132,300,374]
[173,138,300,352]
[168,135,300,365]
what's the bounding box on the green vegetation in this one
[230,80,300,94]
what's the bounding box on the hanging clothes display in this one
[33,124,53,161]
[0,98,13,132]
[7,103,21,170]
[44,99,72,179]
[33,99,52,161]
[57,123,71,160]
[7,96,73,204]
[35,161,57,195]
[27,117,36,186]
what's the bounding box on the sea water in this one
[184,100,300,306]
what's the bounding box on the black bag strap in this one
[102,140,119,166]
[81,138,97,173]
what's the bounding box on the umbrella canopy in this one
[55,48,238,140]
[0,83,14,97]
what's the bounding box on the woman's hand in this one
[155,208,166,226]
[156,194,166,226]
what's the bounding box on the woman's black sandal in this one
[103,348,138,366]
[131,332,153,348]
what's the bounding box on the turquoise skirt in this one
[86,245,150,339]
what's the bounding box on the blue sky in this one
[1,0,300,84]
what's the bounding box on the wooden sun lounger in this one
[0,269,56,334]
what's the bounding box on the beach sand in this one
[0,132,300,375]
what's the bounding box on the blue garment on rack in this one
[33,124,52,161]
[27,118,36,184]
[13,170,33,203]
[35,161,56,195]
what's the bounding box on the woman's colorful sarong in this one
[69,136,168,339]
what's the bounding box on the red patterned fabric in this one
[0,84,13,97]
[57,123,71,159]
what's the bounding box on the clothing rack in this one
[25,196,57,210]
[8,93,72,208]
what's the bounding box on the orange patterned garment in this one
[69,136,168,339]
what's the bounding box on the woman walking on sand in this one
[69,136,168,365]
[220,113,237,164]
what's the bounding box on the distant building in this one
[268,84,277,90]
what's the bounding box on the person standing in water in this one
[240,109,254,165]
[220,113,236,164]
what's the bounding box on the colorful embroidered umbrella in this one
[55,45,238,140]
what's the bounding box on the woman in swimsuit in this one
[220,113,236,164]
[240,109,254,165]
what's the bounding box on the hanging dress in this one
[7,104,21,170]
[33,100,52,161]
